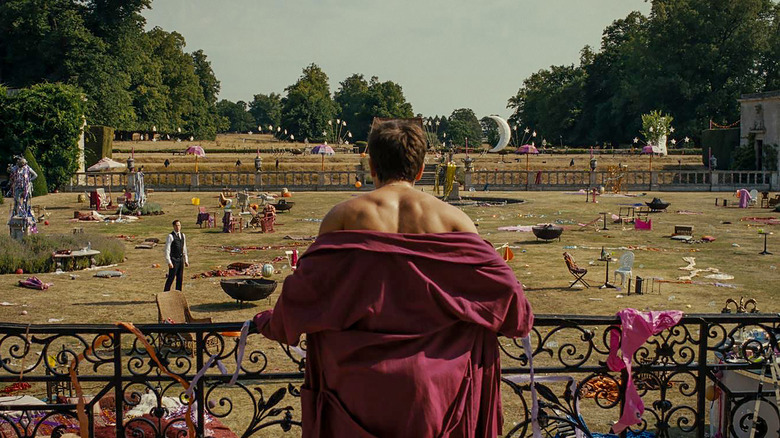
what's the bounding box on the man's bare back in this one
[319,182,478,235]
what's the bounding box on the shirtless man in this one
[319,119,477,235]
[255,119,532,437]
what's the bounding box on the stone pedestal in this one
[445,181,460,201]
[255,172,262,190]
[9,216,34,241]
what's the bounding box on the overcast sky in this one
[144,1,651,120]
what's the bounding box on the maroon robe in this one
[254,231,534,437]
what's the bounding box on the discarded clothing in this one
[607,309,683,433]
[254,231,534,437]
[18,276,51,290]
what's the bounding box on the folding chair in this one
[563,252,590,289]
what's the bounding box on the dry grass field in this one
[110,133,706,174]
[2,189,777,324]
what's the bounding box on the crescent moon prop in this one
[487,116,511,152]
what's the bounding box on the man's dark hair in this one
[368,119,426,183]
[172,219,181,226]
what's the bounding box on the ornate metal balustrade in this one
[0,314,777,437]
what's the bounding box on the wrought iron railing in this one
[0,314,777,437]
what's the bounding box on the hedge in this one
[0,233,125,274]
[24,148,48,197]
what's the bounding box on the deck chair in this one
[156,290,213,353]
[563,252,590,289]
[613,251,634,287]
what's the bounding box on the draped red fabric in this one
[254,231,534,437]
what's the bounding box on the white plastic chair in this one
[613,251,634,286]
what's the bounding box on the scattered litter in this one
[589,298,603,301]
[686,304,692,308]
[300,218,323,223]
[94,270,123,278]
[563,245,578,249]
[283,235,316,241]
[731,243,740,247]
[668,295,676,301]
[19,310,27,316]
[676,210,703,215]
[616,295,624,298]
[707,301,716,307]
[705,273,734,280]
[48,318,63,323]
[741,216,780,225]
[0,302,16,306]
[714,282,737,288]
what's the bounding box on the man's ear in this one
[414,165,424,182]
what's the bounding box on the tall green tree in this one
[281,64,338,142]
[216,100,255,133]
[335,74,414,141]
[508,63,587,146]
[447,109,482,148]
[0,83,86,189]
[249,93,283,130]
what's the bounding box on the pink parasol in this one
[185,145,206,172]
[515,144,539,171]
[641,145,655,172]
[312,144,335,170]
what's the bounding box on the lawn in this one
[1,189,777,324]
[1,188,777,437]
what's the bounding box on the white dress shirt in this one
[164,232,188,265]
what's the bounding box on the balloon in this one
[360,152,367,158]
[262,264,274,278]
[705,385,720,401]
[44,220,49,226]
[355,181,362,188]
[15,269,23,275]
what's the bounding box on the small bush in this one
[0,233,125,274]
[117,202,163,216]
[24,148,48,197]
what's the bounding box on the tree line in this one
[0,0,223,140]
[218,64,483,147]
[508,0,780,147]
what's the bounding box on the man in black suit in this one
[163,219,189,291]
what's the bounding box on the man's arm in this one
[164,234,173,267]
[182,234,189,266]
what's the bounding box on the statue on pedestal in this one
[6,156,38,238]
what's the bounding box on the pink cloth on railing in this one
[607,308,683,434]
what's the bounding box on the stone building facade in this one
[738,90,780,170]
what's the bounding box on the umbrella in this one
[185,145,206,172]
[311,144,335,170]
[515,144,539,171]
[641,145,655,172]
[87,158,125,196]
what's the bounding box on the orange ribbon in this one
[69,322,196,438]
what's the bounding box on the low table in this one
[53,249,100,271]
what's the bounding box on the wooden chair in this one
[196,207,215,228]
[563,252,590,289]
[155,290,213,354]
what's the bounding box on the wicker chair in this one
[155,290,212,354]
